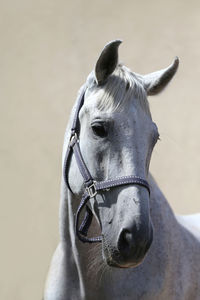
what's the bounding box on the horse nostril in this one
[118,229,135,253]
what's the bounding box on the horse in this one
[44,40,200,300]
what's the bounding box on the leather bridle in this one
[63,86,150,243]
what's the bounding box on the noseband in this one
[63,86,150,243]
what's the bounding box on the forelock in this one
[86,65,150,115]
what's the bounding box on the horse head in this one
[67,40,179,268]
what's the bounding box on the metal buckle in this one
[70,132,77,146]
[86,182,97,198]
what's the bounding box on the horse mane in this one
[87,64,151,115]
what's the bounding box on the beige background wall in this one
[1,0,200,299]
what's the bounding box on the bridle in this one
[63,86,150,243]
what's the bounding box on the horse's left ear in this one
[143,57,179,96]
[95,40,122,85]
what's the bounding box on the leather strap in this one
[75,175,150,243]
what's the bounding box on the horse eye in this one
[91,122,108,138]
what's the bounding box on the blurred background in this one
[1,0,200,299]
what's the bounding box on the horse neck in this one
[60,171,181,300]
[59,180,88,299]
[148,174,178,232]
[147,173,183,271]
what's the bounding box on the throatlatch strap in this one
[75,192,102,243]
[79,205,93,237]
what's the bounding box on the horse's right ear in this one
[95,40,122,85]
[143,57,179,96]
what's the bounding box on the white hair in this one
[94,64,151,115]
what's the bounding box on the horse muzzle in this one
[102,221,153,268]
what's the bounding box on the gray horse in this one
[44,40,200,300]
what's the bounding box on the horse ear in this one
[143,57,179,96]
[95,40,122,85]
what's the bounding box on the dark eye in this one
[91,122,108,138]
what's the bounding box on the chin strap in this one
[63,87,150,243]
